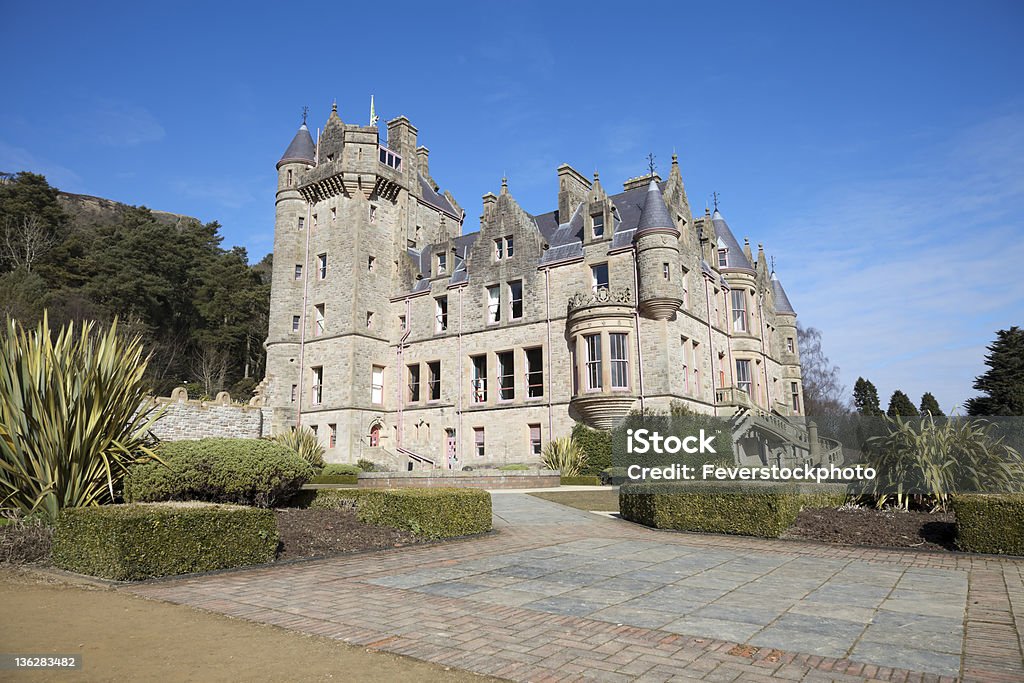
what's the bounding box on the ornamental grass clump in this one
[540,436,588,477]
[0,315,161,523]
[268,427,325,471]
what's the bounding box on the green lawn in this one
[529,489,619,512]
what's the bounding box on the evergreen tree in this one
[887,390,919,417]
[919,392,943,416]
[966,326,1024,416]
[853,377,882,416]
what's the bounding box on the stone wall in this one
[357,469,560,489]
[146,387,269,442]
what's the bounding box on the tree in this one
[966,327,1024,416]
[919,392,944,416]
[0,172,68,273]
[796,323,849,417]
[853,377,883,416]
[887,390,919,417]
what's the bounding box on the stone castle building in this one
[264,104,832,470]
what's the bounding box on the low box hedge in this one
[952,493,1024,556]
[620,482,847,538]
[322,464,362,476]
[52,503,278,580]
[561,475,602,486]
[297,488,491,539]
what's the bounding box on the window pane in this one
[591,264,609,291]
[731,290,747,332]
[498,351,514,400]
[487,286,500,323]
[610,333,628,389]
[585,334,602,390]
[509,281,522,319]
[526,347,543,398]
[472,355,487,403]
[736,360,751,394]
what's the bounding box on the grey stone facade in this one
[264,106,828,470]
[146,389,270,442]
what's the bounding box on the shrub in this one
[52,503,277,580]
[573,423,612,476]
[0,315,162,522]
[125,438,313,508]
[620,482,847,538]
[296,488,491,539]
[357,459,381,472]
[268,427,325,471]
[560,475,602,486]
[541,437,587,477]
[952,494,1024,555]
[601,467,629,485]
[322,464,362,476]
[0,514,52,564]
[498,463,530,471]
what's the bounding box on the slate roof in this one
[278,123,316,166]
[711,209,753,270]
[418,174,460,217]
[770,271,796,314]
[635,180,674,233]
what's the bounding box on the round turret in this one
[634,180,683,320]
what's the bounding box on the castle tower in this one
[771,270,803,415]
[634,180,682,320]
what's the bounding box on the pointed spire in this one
[500,175,508,195]
[636,179,675,235]
[743,237,753,264]
[277,114,316,168]
[370,95,379,126]
[770,269,796,314]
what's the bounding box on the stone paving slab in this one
[124,492,1024,682]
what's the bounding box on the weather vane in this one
[301,105,309,125]
[770,255,776,273]
[712,191,720,211]
[647,153,657,177]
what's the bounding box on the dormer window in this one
[718,248,728,268]
[592,213,605,238]
[437,252,447,274]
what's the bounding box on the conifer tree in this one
[919,392,943,416]
[887,390,919,417]
[966,327,1024,416]
[853,377,882,416]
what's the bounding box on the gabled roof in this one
[418,174,459,217]
[635,180,674,234]
[771,271,796,314]
[711,209,753,270]
[278,123,316,167]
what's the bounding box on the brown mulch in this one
[782,506,957,551]
[273,507,422,561]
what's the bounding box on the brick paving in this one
[126,493,1024,682]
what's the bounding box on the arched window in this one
[369,424,380,447]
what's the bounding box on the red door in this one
[369,424,380,447]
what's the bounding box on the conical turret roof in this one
[711,209,753,270]
[770,271,796,315]
[635,180,675,234]
[278,123,315,167]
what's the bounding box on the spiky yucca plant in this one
[540,436,588,477]
[0,315,162,522]
[269,427,325,471]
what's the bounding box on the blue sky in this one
[2,1,1022,412]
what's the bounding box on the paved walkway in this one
[128,493,1024,682]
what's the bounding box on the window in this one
[366,311,374,328]
[378,146,402,170]
[317,253,327,279]
[330,207,336,222]
[585,334,602,390]
[314,304,325,336]
[437,252,447,274]
[692,340,701,396]
[287,169,293,187]
[525,347,543,398]
[290,384,297,402]
[369,205,377,223]
[610,332,629,389]
[494,235,513,260]
[328,424,337,448]
[736,359,752,395]
[497,351,514,400]
[486,285,500,324]
[474,428,485,457]
[529,424,542,456]
[371,366,384,404]
[428,361,441,401]
[291,315,300,332]
[571,343,579,395]
[369,424,380,447]
[399,315,407,331]
[471,355,487,403]
[312,213,318,229]
[310,424,318,436]
[298,216,304,230]
[591,263,609,292]
[506,236,514,257]
[663,262,670,280]
[791,382,800,413]
[731,290,747,332]
[786,337,794,353]
[407,364,420,403]
[508,280,523,320]
[681,336,690,395]
[435,297,448,332]
[294,264,303,280]
[592,213,604,238]
[311,366,323,405]
[717,248,728,268]
[681,268,689,310]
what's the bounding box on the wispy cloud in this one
[0,141,84,190]
[765,111,1024,412]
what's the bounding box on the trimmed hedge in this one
[308,475,359,485]
[561,475,602,486]
[125,438,313,508]
[322,464,362,476]
[298,488,491,539]
[620,482,847,538]
[52,503,278,580]
[573,423,612,476]
[952,494,1024,556]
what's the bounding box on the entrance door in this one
[369,424,380,447]
[446,430,457,469]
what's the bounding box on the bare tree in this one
[1,214,60,271]
[797,323,850,418]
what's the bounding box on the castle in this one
[264,104,835,470]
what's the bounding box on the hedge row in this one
[308,475,359,485]
[125,439,313,508]
[52,503,278,580]
[952,493,1024,555]
[322,464,362,476]
[620,482,848,538]
[560,476,602,486]
[300,488,491,539]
